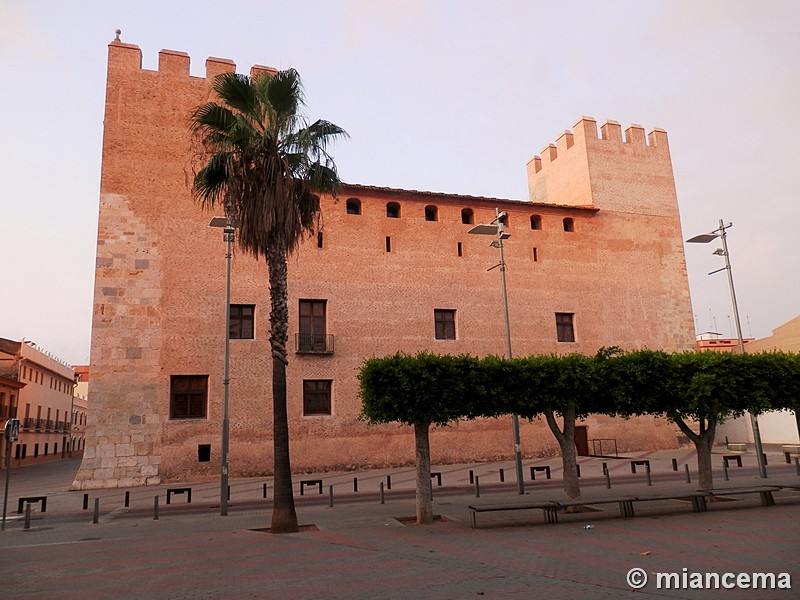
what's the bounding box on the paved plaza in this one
[1,448,799,599]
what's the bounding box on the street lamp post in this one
[469,208,525,495]
[210,217,236,515]
[687,219,767,478]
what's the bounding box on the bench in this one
[530,466,551,480]
[630,460,650,474]
[166,487,192,504]
[723,455,743,468]
[468,502,559,528]
[430,472,442,487]
[707,486,781,507]
[300,479,323,495]
[17,496,47,514]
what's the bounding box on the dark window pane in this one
[556,313,575,343]
[170,375,208,419]
[303,380,332,415]
[230,304,255,339]
[434,309,456,340]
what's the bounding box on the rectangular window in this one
[434,309,457,340]
[457,242,463,257]
[385,236,392,252]
[299,300,327,352]
[170,375,209,419]
[229,304,255,339]
[303,380,332,416]
[556,312,575,343]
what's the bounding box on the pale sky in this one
[1,0,799,365]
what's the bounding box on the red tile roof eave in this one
[0,375,26,389]
[338,183,599,213]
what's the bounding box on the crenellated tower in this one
[527,116,677,216]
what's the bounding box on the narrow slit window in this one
[317,232,324,248]
[457,242,463,257]
[532,247,538,262]
[385,236,392,252]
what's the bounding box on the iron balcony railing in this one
[294,333,334,354]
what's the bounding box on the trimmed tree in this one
[191,69,347,533]
[359,353,503,523]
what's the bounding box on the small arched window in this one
[530,215,542,230]
[424,205,438,222]
[563,217,574,232]
[386,202,401,218]
[461,208,474,225]
[346,198,361,215]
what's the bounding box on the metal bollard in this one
[605,470,611,489]
[645,463,652,486]
[93,498,100,524]
[227,486,231,501]
[386,475,392,490]
[723,461,729,481]
[124,491,130,508]
[379,482,385,505]
[328,485,334,508]
[672,458,678,471]
[153,496,159,520]
[24,502,31,530]
[469,470,474,484]
[602,462,608,475]
[684,464,691,483]
[353,477,358,492]
[475,475,480,498]
[499,468,505,482]
[83,493,89,510]
[795,456,800,476]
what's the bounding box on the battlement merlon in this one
[107,41,279,80]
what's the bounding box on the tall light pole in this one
[686,219,767,478]
[469,208,525,495]
[210,216,236,514]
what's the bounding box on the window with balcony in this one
[297,300,333,353]
[170,375,208,419]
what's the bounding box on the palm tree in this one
[190,69,347,533]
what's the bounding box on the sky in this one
[1,0,799,366]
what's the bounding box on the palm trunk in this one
[267,246,298,533]
[544,407,581,501]
[414,422,434,524]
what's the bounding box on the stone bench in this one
[723,455,743,468]
[300,479,323,495]
[17,496,47,514]
[530,466,551,480]
[727,443,748,453]
[468,501,560,528]
[166,487,192,504]
[783,445,800,463]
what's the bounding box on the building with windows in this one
[72,41,696,489]
[0,338,78,466]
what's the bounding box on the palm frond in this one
[213,72,261,123]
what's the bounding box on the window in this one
[346,198,361,215]
[298,300,327,352]
[386,202,401,218]
[563,217,574,232]
[555,313,575,342]
[229,304,255,339]
[385,236,392,252]
[530,215,542,230]
[424,205,438,221]
[457,242,463,257]
[434,309,456,340]
[532,247,538,262]
[198,444,211,462]
[303,380,332,415]
[461,208,474,225]
[170,375,208,419]
[317,232,324,248]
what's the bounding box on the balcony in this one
[294,333,334,355]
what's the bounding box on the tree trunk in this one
[544,407,581,501]
[671,414,716,491]
[267,247,298,533]
[414,422,434,524]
